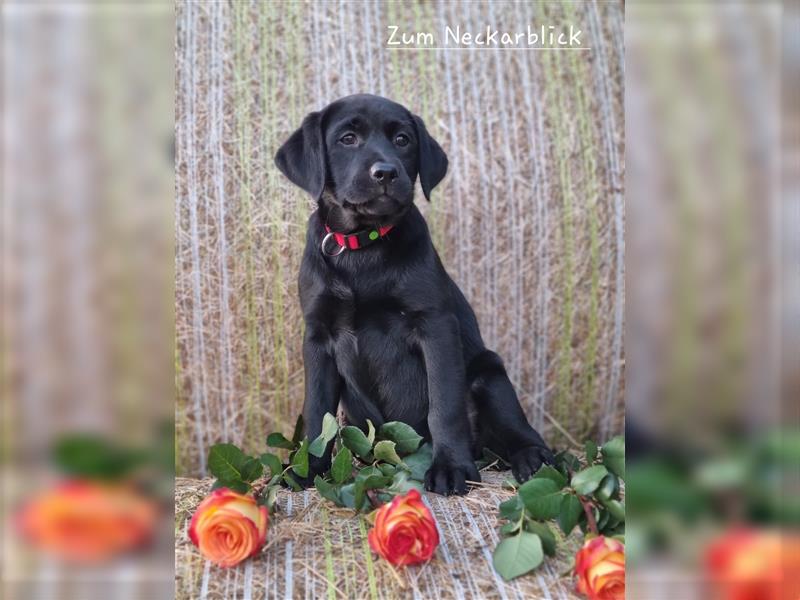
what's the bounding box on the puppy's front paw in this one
[510,445,554,483]
[424,456,481,496]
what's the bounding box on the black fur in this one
[275,94,552,495]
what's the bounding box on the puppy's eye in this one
[339,133,357,146]
[395,133,410,147]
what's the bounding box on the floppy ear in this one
[412,115,448,201]
[274,111,327,200]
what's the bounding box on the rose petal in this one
[574,536,625,600]
[367,490,438,566]
[189,488,268,568]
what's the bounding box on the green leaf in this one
[585,440,598,463]
[571,465,609,496]
[605,515,623,532]
[263,485,280,514]
[499,495,525,521]
[291,414,305,445]
[386,470,424,496]
[601,498,625,522]
[373,440,402,465]
[500,521,520,536]
[309,413,339,458]
[378,422,423,454]
[53,435,147,480]
[555,450,581,471]
[260,453,284,478]
[308,438,326,458]
[378,463,396,477]
[523,521,557,557]
[212,478,250,494]
[402,443,433,481]
[357,465,384,479]
[354,473,390,510]
[291,439,310,477]
[601,435,624,456]
[341,426,373,459]
[518,478,562,519]
[557,494,583,536]
[366,419,376,445]
[283,472,302,491]
[356,468,390,485]
[533,465,567,489]
[601,436,625,479]
[492,532,544,581]
[256,482,280,512]
[595,474,619,502]
[267,432,296,450]
[314,476,342,505]
[208,443,249,482]
[240,457,264,482]
[331,447,353,483]
[339,483,360,510]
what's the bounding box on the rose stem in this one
[365,489,381,509]
[578,495,600,535]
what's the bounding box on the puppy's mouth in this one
[343,194,406,216]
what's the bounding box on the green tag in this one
[369,230,379,241]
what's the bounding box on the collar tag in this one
[321,224,394,256]
[321,232,346,256]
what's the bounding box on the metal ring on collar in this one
[321,232,346,256]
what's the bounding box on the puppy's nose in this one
[369,162,398,184]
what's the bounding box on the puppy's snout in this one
[369,162,398,184]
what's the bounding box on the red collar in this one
[321,224,394,256]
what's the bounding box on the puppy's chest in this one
[335,295,411,335]
[320,280,420,347]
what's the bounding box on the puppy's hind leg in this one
[467,350,554,483]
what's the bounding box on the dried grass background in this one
[175,0,625,477]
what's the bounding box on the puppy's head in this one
[275,94,448,224]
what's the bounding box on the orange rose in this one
[368,489,439,566]
[16,480,157,563]
[574,536,625,600]
[189,488,268,568]
[705,528,800,600]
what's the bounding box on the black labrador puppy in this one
[275,94,552,495]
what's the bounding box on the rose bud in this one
[16,480,158,563]
[705,528,800,600]
[367,489,439,566]
[574,536,625,600]
[189,488,268,568]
